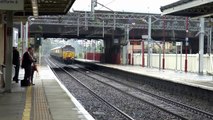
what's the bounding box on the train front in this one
[62,45,75,64]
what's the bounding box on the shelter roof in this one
[160,0,213,18]
[14,0,75,16]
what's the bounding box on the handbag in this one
[21,80,30,87]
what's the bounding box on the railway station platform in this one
[76,59,213,91]
[0,66,94,120]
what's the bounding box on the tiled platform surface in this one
[0,66,94,120]
[77,59,213,91]
[0,83,26,120]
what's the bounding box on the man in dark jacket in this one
[21,47,34,83]
[13,47,20,83]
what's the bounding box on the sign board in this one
[13,27,18,47]
[0,0,24,10]
[114,39,119,44]
[176,42,182,46]
[142,35,148,39]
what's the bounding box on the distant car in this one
[50,45,75,64]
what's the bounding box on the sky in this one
[71,0,179,14]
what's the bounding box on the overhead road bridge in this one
[28,10,212,54]
[29,10,202,39]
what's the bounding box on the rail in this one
[73,65,187,119]
[47,58,135,120]
[78,65,213,120]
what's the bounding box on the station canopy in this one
[14,0,75,16]
[160,0,213,18]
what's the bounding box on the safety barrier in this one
[133,53,213,74]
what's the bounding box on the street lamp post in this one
[185,17,189,72]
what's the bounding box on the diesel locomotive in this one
[50,45,75,64]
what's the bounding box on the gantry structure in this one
[28,10,212,50]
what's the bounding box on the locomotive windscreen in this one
[63,45,75,51]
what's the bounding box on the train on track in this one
[50,45,75,64]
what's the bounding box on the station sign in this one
[114,39,119,44]
[0,0,24,10]
[142,35,148,39]
[176,42,182,46]
[13,27,18,47]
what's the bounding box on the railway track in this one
[73,64,213,120]
[47,57,213,120]
[59,64,187,119]
[46,58,135,120]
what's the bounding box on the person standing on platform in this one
[12,46,20,83]
[30,52,37,85]
[21,47,35,85]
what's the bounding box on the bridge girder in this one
[29,11,211,40]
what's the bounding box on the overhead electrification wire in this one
[98,0,116,10]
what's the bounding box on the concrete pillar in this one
[0,16,4,65]
[21,22,24,55]
[5,11,13,92]
[209,28,212,54]
[0,14,5,88]
[199,18,205,75]
[104,39,111,63]
[122,45,128,65]
[126,24,129,65]
[25,21,28,49]
[121,25,129,65]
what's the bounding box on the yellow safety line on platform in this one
[22,86,32,120]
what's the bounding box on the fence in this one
[133,53,213,74]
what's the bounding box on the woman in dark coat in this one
[21,47,34,85]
